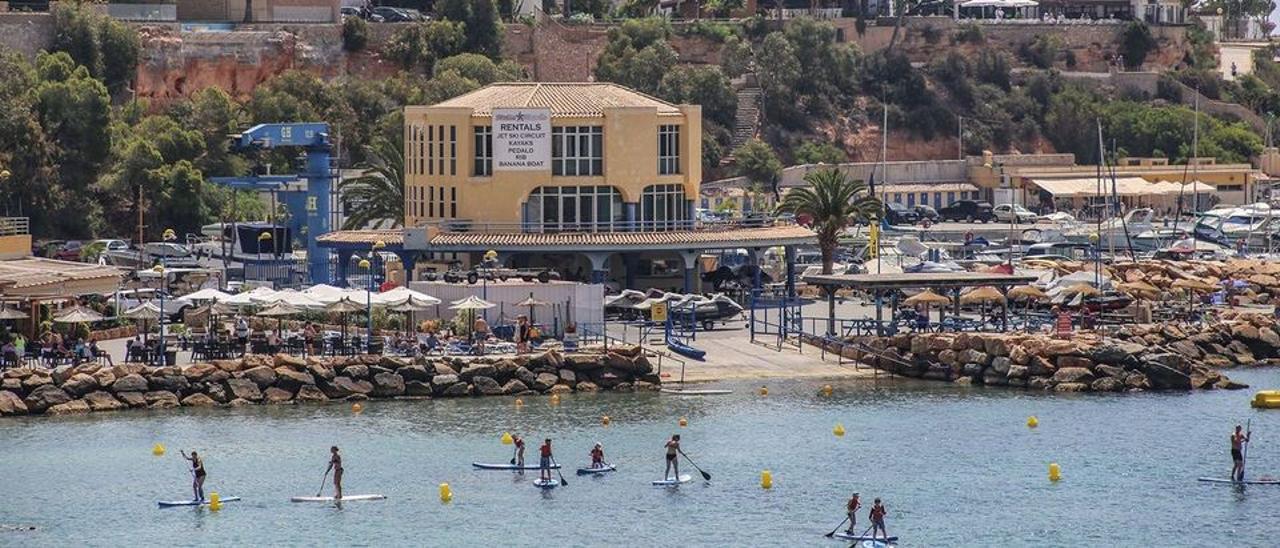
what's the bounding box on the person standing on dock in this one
[869,498,888,541]
[664,435,681,480]
[539,439,554,482]
[1231,425,1251,481]
[180,450,207,502]
[326,446,344,500]
[844,492,862,535]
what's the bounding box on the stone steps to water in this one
[722,82,763,166]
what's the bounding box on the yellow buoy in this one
[152,443,165,456]
[439,482,453,503]
[833,423,846,437]
[209,492,222,511]
[352,402,364,414]
[501,432,513,445]
[601,415,611,426]
[1027,416,1039,428]
[514,398,524,407]
[678,417,688,427]
[549,394,561,405]
[821,384,834,397]
[1048,463,1061,482]
[759,385,768,396]
[761,470,773,489]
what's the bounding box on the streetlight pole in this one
[155,227,176,365]
[363,240,386,345]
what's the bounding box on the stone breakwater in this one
[805,317,1280,392]
[0,348,658,417]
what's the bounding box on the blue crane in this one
[210,123,336,284]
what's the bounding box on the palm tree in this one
[339,138,404,230]
[776,168,880,275]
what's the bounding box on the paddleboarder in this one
[513,435,526,468]
[326,446,344,500]
[539,439,554,482]
[1232,425,1251,481]
[664,434,681,481]
[869,498,888,541]
[844,492,862,535]
[590,442,605,469]
[180,450,206,502]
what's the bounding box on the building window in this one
[525,186,624,232]
[658,125,680,175]
[641,184,690,230]
[552,126,603,176]
[474,126,492,176]
[893,193,902,204]
[947,192,956,204]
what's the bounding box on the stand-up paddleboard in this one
[533,478,559,489]
[472,462,561,470]
[577,465,617,475]
[157,497,241,507]
[1198,477,1280,485]
[659,388,732,396]
[651,474,692,486]
[857,541,896,548]
[831,532,899,542]
[290,494,386,503]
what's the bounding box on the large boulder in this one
[1027,355,1056,377]
[242,366,278,388]
[47,399,91,415]
[148,375,190,394]
[576,381,600,392]
[62,373,100,397]
[405,380,434,397]
[530,349,564,370]
[1053,382,1089,393]
[0,390,28,415]
[23,385,71,413]
[224,378,263,402]
[472,376,504,396]
[492,359,519,379]
[1136,359,1191,390]
[183,363,219,381]
[1,377,21,391]
[51,365,76,384]
[181,393,219,407]
[1006,364,1028,380]
[1124,371,1151,390]
[1009,345,1030,366]
[1051,367,1095,385]
[113,363,147,377]
[379,355,411,370]
[989,357,1012,376]
[431,374,460,391]
[274,353,307,369]
[296,385,329,403]
[342,364,369,379]
[144,391,180,409]
[203,382,230,403]
[371,373,406,397]
[117,392,148,408]
[331,376,373,396]
[1094,364,1127,379]
[514,366,537,386]
[307,362,336,382]
[92,368,116,388]
[459,363,497,381]
[83,391,125,411]
[275,368,315,392]
[532,372,559,391]
[432,362,459,376]
[1091,377,1125,392]
[501,379,529,394]
[21,372,52,389]
[442,382,472,397]
[398,365,432,383]
[1056,355,1093,369]
[558,369,577,384]
[263,387,295,404]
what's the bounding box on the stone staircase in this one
[722,74,763,166]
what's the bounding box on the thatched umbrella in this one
[257,302,301,335]
[960,286,1005,305]
[515,294,551,325]
[326,298,365,337]
[904,290,950,306]
[53,306,104,324]
[450,296,496,337]
[1172,278,1216,293]
[1117,281,1160,300]
[1064,283,1101,297]
[0,306,27,320]
[1007,285,1049,302]
[386,296,438,338]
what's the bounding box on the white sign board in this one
[492,108,551,171]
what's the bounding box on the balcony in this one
[437,216,783,234]
[0,217,31,260]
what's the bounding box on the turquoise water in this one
[3,370,1280,546]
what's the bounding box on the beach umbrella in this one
[1007,285,1050,302]
[449,295,496,310]
[379,286,440,305]
[263,289,325,310]
[515,294,551,324]
[1064,283,1101,297]
[903,290,951,306]
[179,288,232,303]
[1117,281,1160,300]
[53,306,104,324]
[0,306,27,320]
[257,302,301,317]
[386,296,437,312]
[960,286,1006,305]
[326,298,366,314]
[121,302,162,321]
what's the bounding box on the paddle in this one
[678,448,712,481]
[823,516,850,538]
[509,445,517,466]
[1240,418,1252,482]
[552,455,568,487]
[316,468,330,497]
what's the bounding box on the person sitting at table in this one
[74,337,92,365]
[235,317,250,342]
[12,333,25,363]
[2,338,17,367]
[266,331,282,350]
[89,338,113,366]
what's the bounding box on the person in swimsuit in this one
[539,439,553,482]
[590,442,605,468]
[869,499,888,540]
[845,492,861,535]
[664,434,680,480]
[513,435,526,469]
[326,446,343,500]
[180,450,206,502]
[1231,425,1251,481]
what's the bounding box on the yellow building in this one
[319,82,815,291]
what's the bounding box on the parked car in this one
[82,239,130,262]
[52,240,84,261]
[993,204,1037,223]
[341,6,385,21]
[913,204,939,223]
[371,6,424,21]
[884,202,920,225]
[938,200,995,223]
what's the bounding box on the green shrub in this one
[920,24,943,45]
[1019,35,1060,70]
[1156,75,1183,102]
[1119,21,1157,70]
[342,16,369,52]
[953,23,984,45]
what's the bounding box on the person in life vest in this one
[844,492,862,535]
[539,438,554,482]
[869,498,889,540]
[589,442,605,469]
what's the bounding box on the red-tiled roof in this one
[315,230,406,246]
[431,83,686,118]
[428,225,816,250]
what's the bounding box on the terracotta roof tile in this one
[315,230,406,246]
[432,83,685,118]
[428,225,816,249]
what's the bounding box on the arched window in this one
[641,184,690,230]
[525,186,625,232]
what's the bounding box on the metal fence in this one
[0,217,30,236]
